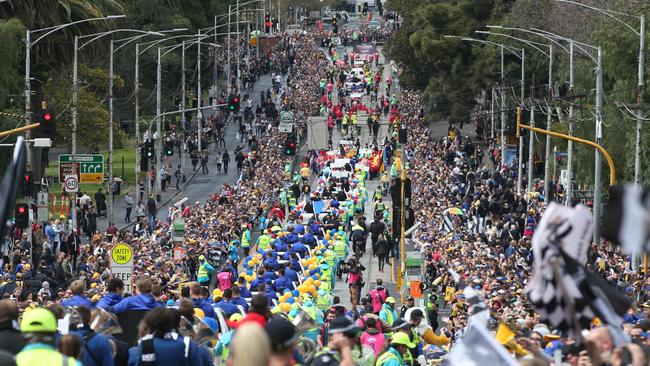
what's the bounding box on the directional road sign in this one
[58,154,104,183]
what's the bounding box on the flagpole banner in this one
[444,323,518,366]
[602,185,650,256]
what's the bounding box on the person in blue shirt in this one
[128,308,188,366]
[262,265,277,283]
[114,277,163,314]
[61,280,94,309]
[258,283,277,302]
[250,269,266,291]
[73,306,114,366]
[263,252,279,271]
[274,239,289,252]
[231,286,249,312]
[190,283,216,318]
[168,308,211,366]
[303,232,317,247]
[236,278,252,298]
[96,278,124,312]
[285,267,299,283]
[213,289,240,316]
[273,269,294,293]
[292,241,308,257]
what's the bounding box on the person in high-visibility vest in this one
[17,308,82,366]
[379,297,399,327]
[256,230,271,252]
[333,238,348,262]
[315,290,332,311]
[240,225,251,256]
[376,333,416,366]
[197,255,214,286]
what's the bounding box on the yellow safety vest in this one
[334,240,347,258]
[316,293,332,310]
[241,230,251,247]
[376,349,402,366]
[17,347,78,366]
[258,235,271,251]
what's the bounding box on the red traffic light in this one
[289,143,295,148]
[17,206,26,214]
[43,113,52,121]
[24,174,30,182]
[233,97,239,103]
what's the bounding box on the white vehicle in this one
[286,24,302,34]
[345,68,366,93]
[368,20,381,30]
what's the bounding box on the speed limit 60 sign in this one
[64,174,79,193]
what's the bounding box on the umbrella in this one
[445,207,465,216]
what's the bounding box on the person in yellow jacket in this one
[17,308,82,366]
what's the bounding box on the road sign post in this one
[64,175,79,193]
[59,154,104,183]
[110,243,134,294]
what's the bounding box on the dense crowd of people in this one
[4,12,650,366]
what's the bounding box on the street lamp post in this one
[107,30,167,224]
[556,0,645,188]
[72,28,157,228]
[529,28,603,242]
[24,15,125,180]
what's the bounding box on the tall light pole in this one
[531,28,603,243]
[106,30,167,224]
[556,0,645,188]
[444,35,524,186]
[24,15,125,176]
[485,27,576,202]
[75,29,162,224]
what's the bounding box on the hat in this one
[198,255,205,261]
[391,332,416,348]
[21,308,57,333]
[328,316,360,336]
[385,297,396,304]
[391,318,410,331]
[410,309,424,319]
[265,315,298,351]
[194,308,205,318]
[229,313,244,322]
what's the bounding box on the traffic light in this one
[15,203,29,229]
[140,145,149,172]
[284,138,296,155]
[363,2,369,15]
[332,17,338,34]
[233,96,240,112]
[165,142,174,156]
[22,171,34,197]
[35,101,56,137]
[228,95,236,111]
[265,12,272,33]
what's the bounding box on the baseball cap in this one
[391,332,416,348]
[385,297,396,304]
[21,308,57,333]
[328,316,360,336]
[410,309,424,319]
[265,315,298,351]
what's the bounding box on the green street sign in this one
[58,154,104,183]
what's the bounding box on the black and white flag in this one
[444,322,518,366]
[526,203,630,343]
[602,185,650,256]
[448,269,489,327]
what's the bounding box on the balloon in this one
[308,284,316,293]
[283,289,292,294]
[247,260,254,268]
[311,275,319,281]
[280,303,291,312]
[287,297,295,304]
[292,290,300,297]
[315,280,321,287]
[246,270,253,276]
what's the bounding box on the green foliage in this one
[389,0,650,187]
[44,66,126,153]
